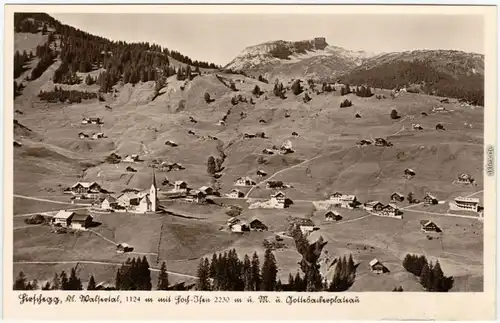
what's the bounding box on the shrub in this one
[291,80,303,95]
[204,92,212,103]
[340,99,352,108]
[390,109,400,119]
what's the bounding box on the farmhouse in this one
[412,123,423,130]
[457,173,474,184]
[325,211,342,221]
[256,170,268,177]
[91,132,104,140]
[226,189,244,198]
[364,201,384,212]
[380,204,402,218]
[404,168,416,178]
[329,192,343,204]
[262,148,275,155]
[70,214,93,230]
[249,219,268,231]
[269,191,290,208]
[165,140,178,147]
[69,182,102,198]
[163,162,185,171]
[451,197,480,212]
[390,192,405,203]
[96,196,118,210]
[231,223,250,233]
[436,123,445,130]
[300,225,319,236]
[235,177,256,187]
[53,210,75,227]
[244,133,256,139]
[256,132,266,138]
[227,217,240,226]
[280,140,294,154]
[423,193,438,205]
[116,243,133,253]
[292,132,300,137]
[369,259,389,274]
[217,120,226,126]
[374,138,392,147]
[199,186,214,196]
[356,139,372,147]
[123,154,141,163]
[420,220,441,233]
[186,190,206,203]
[340,195,357,209]
[78,132,89,139]
[173,181,188,192]
[81,117,101,125]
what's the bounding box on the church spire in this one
[152,168,157,188]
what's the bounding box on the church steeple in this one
[150,168,157,212]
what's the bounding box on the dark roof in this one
[72,213,92,222]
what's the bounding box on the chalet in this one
[123,155,140,163]
[199,186,214,196]
[420,220,441,233]
[91,132,104,140]
[70,182,102,198]
[173,181,188,192]
[259,119,267,124]
[257,170,268,177]
[390,192,405,203]
[452,197,480,212]
[375,138,392,147]
[412,124,423,130]
[98,196,118,210]
[436,123,445,130]
[325,211,342,221]
[53,210,75,227]
[70,213,93,230]
[186,190,206,203]
[404,168,416,178]
[116,243,133,253]
[165,141,178,147]
[423,193,438,205]
[439,98,450,104]
[126,166,136,172]
[235,177,256,187]
[14,140,22,147]
[163,162,185,171]
[421,112,428,116]
[329,192,343,203]
[340,195,357,209]
[231,223,250,233]
[457,173,474,184]
[226,189,244,198]
[355,113,362,118]
[269,191,290,209]
[369,259,389,274]
[78,132,89,139]
[249,219,268,231]
[364,200,384,212]
[227,217,240,226]
[356,139,372,147]
[244,133,256,139]
[300,225,319,236]
[380,204,402,217]
[188,130,196,135]
[217,120,226,126]
[87,117,101,124]
[262,148,275,155]
[292,132,300,137]
[256,132,266,138]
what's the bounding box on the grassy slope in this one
[13,63,484,290]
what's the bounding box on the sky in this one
[50,13,484,66]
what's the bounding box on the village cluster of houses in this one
[148,160,185,172]
[262,140,294,155]
[248,191,293,209]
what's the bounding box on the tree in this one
[251,252,261,291]
[157,262,169,290]
[60,271,69,290]
[42,282,52,290]
[242,254,253,291]
[230,81,237,91]
[291,79,303,95]
[204,92,212,103]
[207,156,216,176]
[420,263,433,290]
[51,273,60,290]
[68,267,83,290]
[87,275,97,290]
[252,85,261,96]
[139,256,152,290]
[303,92,311,103]
[14,271,28,290]
[196,258,211,291]
[391,109,399,119]
[407,192,414,204]
[393,286,404,292]
[260,248,278,291]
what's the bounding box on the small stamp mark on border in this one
[486,145,494,176]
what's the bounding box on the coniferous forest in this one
[14,12,221,95]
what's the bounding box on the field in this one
[12,34,484,291]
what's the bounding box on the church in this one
[113,170,159,213]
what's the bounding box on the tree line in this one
[341,60,483,105]
[403,254,454,292]
[38,87,98,103]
